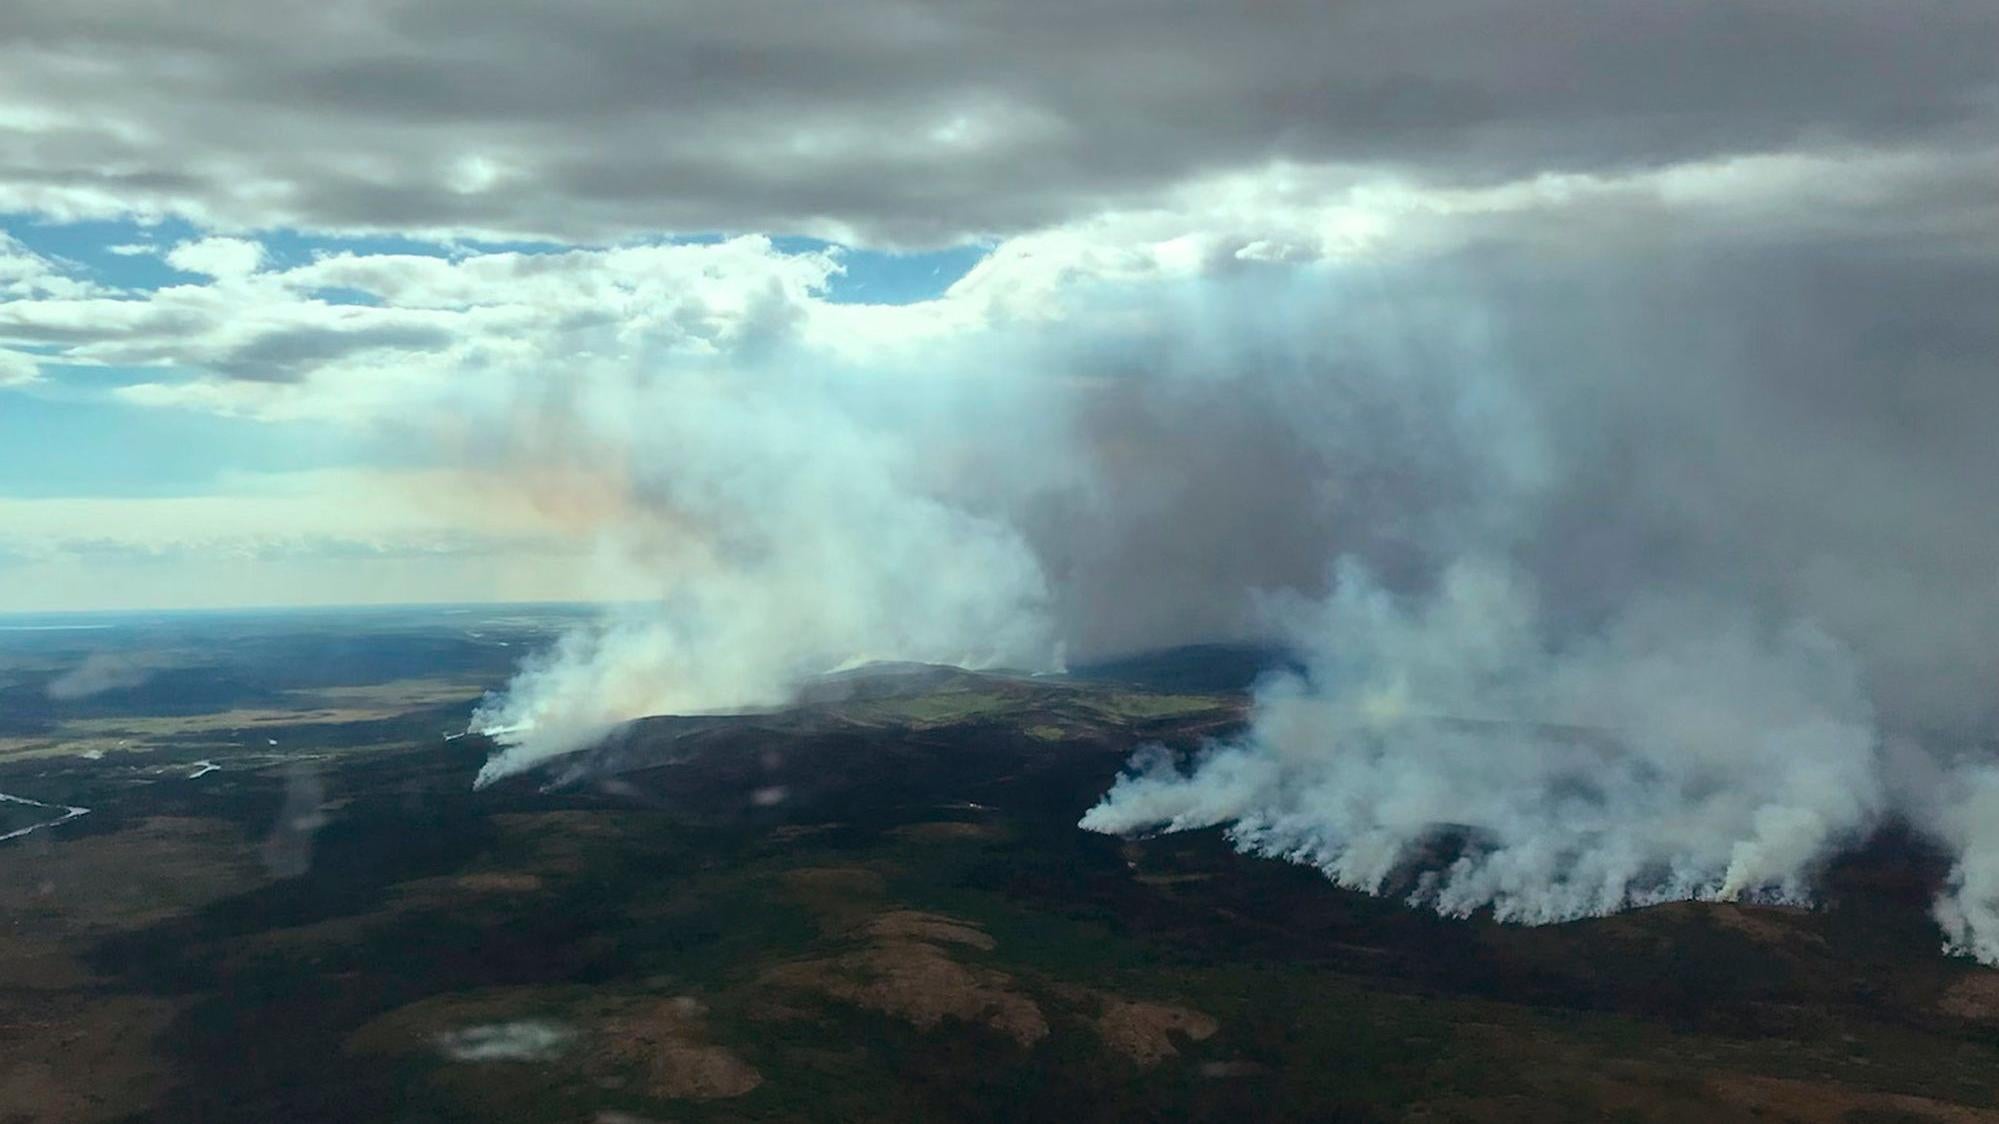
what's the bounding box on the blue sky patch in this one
[0,215,995,500]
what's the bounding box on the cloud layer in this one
[2,1,1995,243]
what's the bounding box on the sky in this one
[0,0,1996,616]
[0,215,989,609]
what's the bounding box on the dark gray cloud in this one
[1,0,1994,243]
[209,322,456,382]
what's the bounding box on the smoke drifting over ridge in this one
[1081,562,1883,922]
[465,354,1061,786]
[464,221,1999,957]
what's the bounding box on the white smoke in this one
[462,262,1514,785]
[1082,560,1884,922]
[435,1020,574,1063]
[46,652,153,700]
[1928,767,1999,964]
[1047,244,1999,959]
[466,349,1058,786]
[445,222,1999,962]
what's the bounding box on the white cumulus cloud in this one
[166,236,265,279]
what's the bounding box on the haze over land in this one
[5,3,1999,953]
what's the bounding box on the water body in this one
[0,623,115,632]
[0,790,90,842]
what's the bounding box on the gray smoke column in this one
[1077,244,1999,953]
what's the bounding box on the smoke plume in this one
[465,333,1060,787]
[460,220,1999,959]
[46,652,153,700]
[1081,560,1882,921]
[1075,246,1999,951]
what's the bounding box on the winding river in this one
[0,790,91,842]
